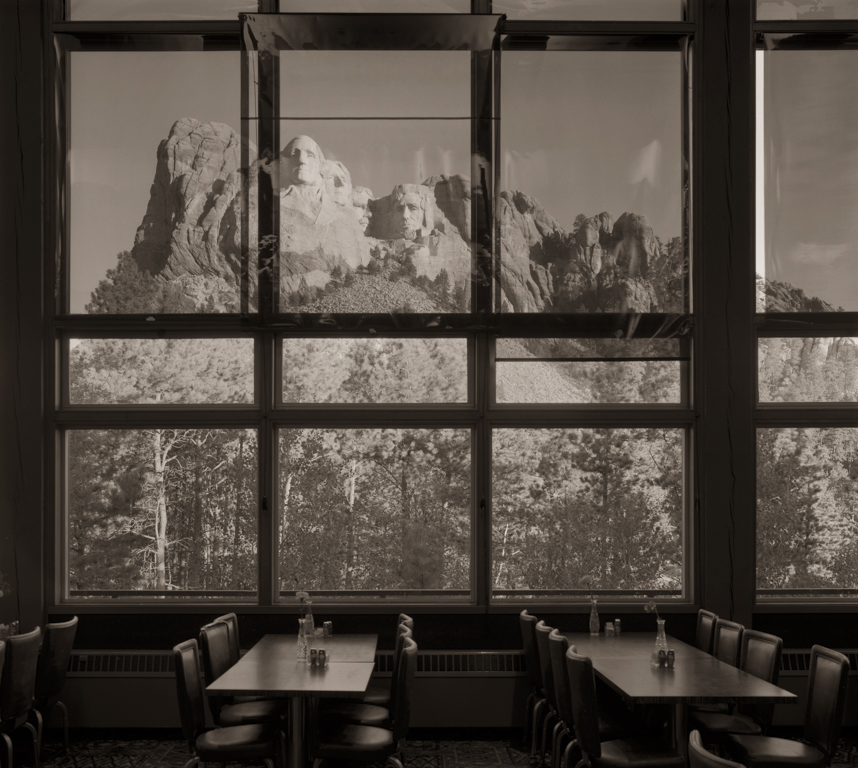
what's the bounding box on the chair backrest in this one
[712,619,743,666]
[548,629,573,728]
[390,636,417,743]
[214,613,240,667]
[387,624,413,717]
[535,620,556,709]
[398,613,414,633]
[803,645,849,765]
[199,620,233,718]
[689,729,743,768]
[0,626,41,724]
[565,646,602,760]
[173,639,206,753]
[736,629,783,729]
[35,616,78,702]
[696,610,718,654]
[519,610,542,691]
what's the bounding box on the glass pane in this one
[759,337,858,403]
[68,0,255,20]
[500,52,685,314]
[758,0,858,20]
[279,428,471,599]
[67,428,258,599]
[495,0,685,21]
[492,427,684,599]
[283,338,467,403]
[758,428,858,597]
[280,1,470,14]
[69,338,254,405]
[496,338,683,404]
[758,51,858,312]
[69,52,242,314]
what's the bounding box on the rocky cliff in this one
[123,118,685,314]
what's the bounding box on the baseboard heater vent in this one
[374,650,526,676]
[780,649,858,674]
[68,650,175,677]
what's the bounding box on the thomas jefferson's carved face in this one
[325,160,352,207]
[396,192,425,236]
[282,136,323,188]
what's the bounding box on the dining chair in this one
[198,621,288,727]
[318,624,413,728]
[565,645,685,768]
[690,629,783,742]
[364,614,413,707]
[535,620,560,766]
[214,613,240,667]
[696,610,719,654]
[33,616,78,754]
[725,645,848,768]
[173,638,282,768]
[309,636,417,768]
[713,619,744,667]
[520,610,545,756]
[0,626,42,768]
[690,730,744,768]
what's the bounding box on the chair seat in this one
[592,737,686,768]
[726,735,826,768]
[362,680,391,706]
[319,699,390,727]
[217,698,287,726]
[196,723,277,761]
[690,710,762,736]
[314,721,395,762]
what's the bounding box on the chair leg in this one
[540,710,558,766]
[24,720,41,768]
[562,738,579,768]
[311,759,324,768]
[55,701,70,753]
[552,724,569,768]
[386,757,405,768]
[531,698,547,758]
[0,733,11,768]
[524,689,536,746]
[181,756,200,768]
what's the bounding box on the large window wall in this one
[25,0,856,629]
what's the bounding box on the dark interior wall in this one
[0,0,44,636]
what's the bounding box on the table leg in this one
[289,696,304,768]
[670,704,688,759]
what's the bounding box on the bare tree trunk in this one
[191,435,204,587]
[153,426,168,591]
[234,433,244,574]
[344,460,357,590]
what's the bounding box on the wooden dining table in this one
[206,633,378,768]
[562,632,797,758]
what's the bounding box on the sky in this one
[759,49,858,310]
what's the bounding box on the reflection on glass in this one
[496,338,683,404]
[270,121,473,313]
[279,428,471,598]
[280,52,471,118]
[500,52,684,314]
[758,51,858,312]
[68,0,255,20]
[279,0,469,9]
[69,52,242,314]
[494,0,684,20]
[758,0,858,19]
[283,338,467,403]
[492,428,684,598]
[758,337,858,403]
[758,428,858,596]
[67,429,258,598]
[69,338,254,405]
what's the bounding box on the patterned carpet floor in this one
[15,728,858,767]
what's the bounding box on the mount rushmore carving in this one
[123,117,685,315]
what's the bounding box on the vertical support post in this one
[696,0,756,626]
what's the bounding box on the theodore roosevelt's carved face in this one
[282,135,323,188]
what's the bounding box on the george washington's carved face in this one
[281,135,324,188]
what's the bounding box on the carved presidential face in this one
[282,135,323,188]
[325,160,352,207]
[396,192,425,236]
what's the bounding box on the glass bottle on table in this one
[297,617,309,662]
[651,618,668,667]
[589,597,600,635]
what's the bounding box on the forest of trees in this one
[65,219,858,600]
